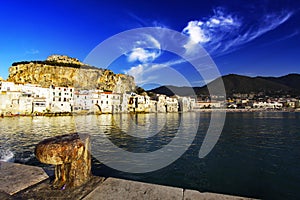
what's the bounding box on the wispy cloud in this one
[182,7,294,56]
[25,49,39,55]
[126,34,161,63]
[127,12,168,29]
[125,59,185,85]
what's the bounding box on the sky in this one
[1,0,300,88]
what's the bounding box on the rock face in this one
[7,55,136,92]
[35,133,91,189]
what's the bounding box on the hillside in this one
[148,74,300,97]
[259,74,300,91]
[7,55,136,93]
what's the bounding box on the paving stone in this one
[184,189,254,200]
[0,161,49,195]
[83,177,183,200]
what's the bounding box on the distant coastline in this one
[1,108,299,118]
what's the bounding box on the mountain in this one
[259,74,300,91]
[7,55,136,93]
[147,85,198,97]
[148,74,300,97]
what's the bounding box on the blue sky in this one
[1,0,300,88]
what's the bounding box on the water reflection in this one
[0,113,300,199]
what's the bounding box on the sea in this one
[0,112,299,199]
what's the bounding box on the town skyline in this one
[1,1,300,88]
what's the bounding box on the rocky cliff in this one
[7,55,136,92]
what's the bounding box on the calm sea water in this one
[0,112,300,199]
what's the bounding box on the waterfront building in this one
[149,100,158,112]
[178,96,194,112]
[194,101,222,109]
[0,81,20,92]
[21,84,51,113]
[0,90,23,115]
[49,85,74,112]
[252,101,283,109]
[120,93,131,113]
[74,90,93,111]
[0,81,33,115]
[128,93,150,113]
[166,96,179,112]
[156,94,167,113]
[32,97,47,113]
[95,92,121,113]
[152,94,181,113]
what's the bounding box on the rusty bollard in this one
[35,133,91,189]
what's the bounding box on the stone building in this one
[49,85,74,113]
[73,90,93,111]
[128,94,151,113]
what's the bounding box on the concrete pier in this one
[0,161,254,199]
[0,161,48,195]
[83,177,251,200]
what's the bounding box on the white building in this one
[166,97,178,112]
[73,90,93,111]
[128,94,151,113]
[178,96,194,112]
[0,81,19,92]
[20,84,51,113]
[253,102,283,109]
[95,92,121,113]
[49,85,74,112]
[156,94,167,112]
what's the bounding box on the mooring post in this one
[35,133,91,189]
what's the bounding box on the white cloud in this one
[182,7,293,57]
[127,48,160,63]
[182,21,210,43]
[126,34,161,63]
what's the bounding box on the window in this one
[59,97,61,101]
[53,97,55,101]
[64,98,67,102]
[106,101,108,104]
[59,92,61,96]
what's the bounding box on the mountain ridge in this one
[148,73,300,97]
